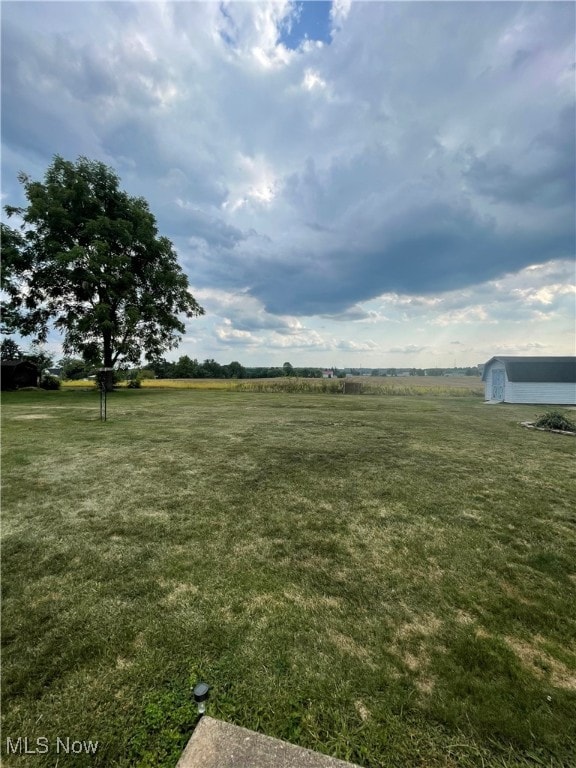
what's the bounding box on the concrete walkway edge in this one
[175,716,362,768]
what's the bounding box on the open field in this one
[2,389,575,767]
[62,375,484,397]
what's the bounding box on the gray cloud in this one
[463,105,575,207]
[321,306,373,322]
[178,207,248,250]
[2,0,574,327]
[231,200,573,316]
[386,345,428,355]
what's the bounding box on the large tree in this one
[1,222,27,334]
[0,338,21,361]
[3,156,204,387]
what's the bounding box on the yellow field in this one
[60,379,96,388]
[61,378,236,390]
[140,378,235,389]
[61,376,483,396]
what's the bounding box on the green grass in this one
[2,388,575,767]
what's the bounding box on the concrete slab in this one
[175,716,361,768]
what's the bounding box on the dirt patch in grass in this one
[159,581,200,606]
[499,580,539,606]
[328,630,376,665]
[282,589,343,611]
[505,636,576,691]
[12,414,53,420]
[455,610,475,625]
[395,613,442,640]
[390,613,442,696]
[11,405,95,410]
[403,650,429,672]
[414,676,436,696]
[355,699,371,721]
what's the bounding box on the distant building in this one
[1,360,39,390]
[322,369,335,379]
[482,356,576,404]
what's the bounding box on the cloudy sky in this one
[2,1,575,368]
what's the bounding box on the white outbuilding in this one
[482,356,576,405]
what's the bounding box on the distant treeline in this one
[24,348,480,381]
[139,360,481,380]
[148,358,322,379]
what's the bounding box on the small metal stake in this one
[100,382,107,421]
[97,367,113,422]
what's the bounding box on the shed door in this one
[491,369,505,401]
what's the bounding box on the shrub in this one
[127,378,142,389]
[533,410,576,432]
[39,375,61,391]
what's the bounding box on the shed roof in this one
[1,360,38,369]
[482,356,576,383]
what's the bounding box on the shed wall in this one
[1,363,38,390]
[505,382,576,405]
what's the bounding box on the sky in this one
[2,0,575,368]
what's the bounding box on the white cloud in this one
[224,152,279,212]
[215,325,260,345]
[2,2,574,367]
[337,340,379,352]
[330,0,352,30]
[217,1,295,68]
[510,284,575,306]
[302,68,327,91]
[268,328,331,350]
[432,306,493,328]
[492,341,547,353]
[192,286,303,332]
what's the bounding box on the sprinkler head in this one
[193,682,210,715]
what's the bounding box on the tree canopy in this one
[0,338,21,361]
[2,156,204,380]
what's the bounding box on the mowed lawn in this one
[2,388,575,767]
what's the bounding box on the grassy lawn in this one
[2,388,575,767]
